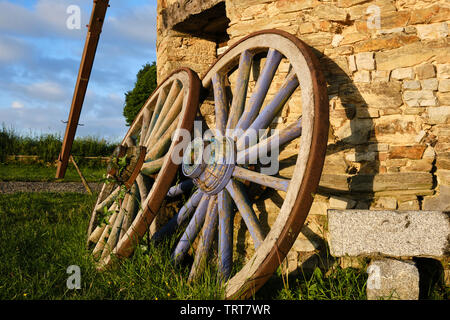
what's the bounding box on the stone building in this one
[155,0,449,273]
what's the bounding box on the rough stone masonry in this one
[328,210,449,258]
[155,0,450,276]
[328,209,449,299]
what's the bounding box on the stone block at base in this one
[367,259,419,300]
[328,210,450,258]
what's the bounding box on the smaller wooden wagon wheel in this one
[153,30,329,299]
[86,68,201,269]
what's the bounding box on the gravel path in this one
[0,181,103,194]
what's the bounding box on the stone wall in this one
[156,0,450,273]
[155,28,217,81]
[156,0,226,81]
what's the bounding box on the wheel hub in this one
[182,136,236,195]
[107,144,146,188]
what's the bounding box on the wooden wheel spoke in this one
[212,73,228,135]
[100,194,130,260]
[149,80,182,140]
[146,87,168,143]
[125,136,135,147]
[225,180,264,249]
[188,196,218,282]
[135,174,151,205]
[218,189,234,281]
[96,183,107,202]
[94,186,120,213]
[236,70,299,151]
[95,179,116,204]
[88,224,106,244]
[145,114,180,161]
[119,184,140,240]
[167,179,194,198]
[236,117,302,165]
[227,50,254,130]
[92,202,119,257]
[150,88,184,144]
[152,189,203,242]
[89,201,118,244]
[139,108,151,147]
[233,166,289,192]
[141,157,165,176]
[171,194,210,265]
[233,49,283,136]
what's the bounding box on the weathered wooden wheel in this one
[86,68,201,269]
[154,30,329,299]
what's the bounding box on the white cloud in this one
[25,81,67,102]
[0,36,29,62]
[0,1,39,34]
[0,0,158,140]
[103,4,157,46]
[0,103,67,134]
[11,101,24,109]
[0,0,90,38]
[0,0,157,44]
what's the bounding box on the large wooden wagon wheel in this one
[154,30,329,299]
[86,68,200,269]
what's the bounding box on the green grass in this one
[0,192,447,300]
[0,163,106,183]
[0,124,117,164]
[258,265,368,300]
[0,124,114,183]
[0,192,224,300]
[0,192,97,299]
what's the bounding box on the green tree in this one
[123,62,157,126]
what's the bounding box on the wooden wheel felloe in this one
[86,68,200,269]
[155,30,329,299]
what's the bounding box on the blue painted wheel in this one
[154,30,329,298]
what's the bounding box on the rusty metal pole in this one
[56,0,110,179]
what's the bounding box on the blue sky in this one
[0,0,158,142]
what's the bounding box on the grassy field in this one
[0,192,367,300]
[0,125,117,164]
[0,192,447,300]
[0,192,228,300]
[0,125,114,183]
[0,163,106,183]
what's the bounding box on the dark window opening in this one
[171,2,230,47]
